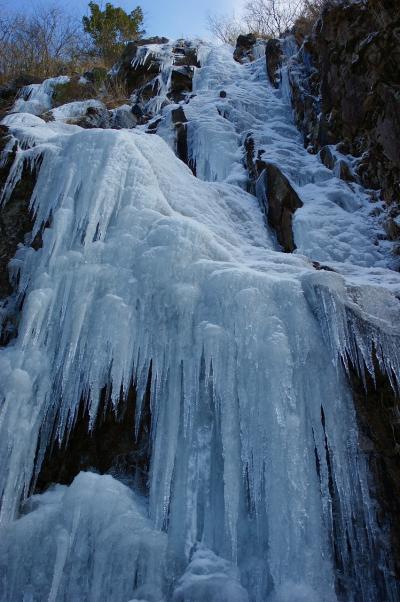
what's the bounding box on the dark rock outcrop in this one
[265,39,283,88]
[256,162,303,252]
[244,134,302,251]
[117,41,164,94]
[171,107,191,170]
[116,39,198,118]
[288,0,400,215]
[0,75,43,118]
[314,0,400,206]
[170,66,194,102]
[233,34,257,63]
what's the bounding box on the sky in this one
[5,0,244,40]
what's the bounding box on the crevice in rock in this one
[171,106,194,174]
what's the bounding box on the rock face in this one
[233,34,257,63]
[287,0,400,216]
[116,38,199,120]
[171,106,190,169]
[315,0,400,205]
[256,162,303,252]
[265,39,283,88]
[277,0,400,574]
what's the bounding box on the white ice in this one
[12,76,70,116]
[47,99,105,121]
[0,472,166,602]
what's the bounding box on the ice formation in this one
[0,38,399,602]
[12,76,70,116]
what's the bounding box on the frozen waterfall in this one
[0,40,399,602]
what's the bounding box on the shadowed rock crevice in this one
[34,373,153,496]
[171,106,193,173]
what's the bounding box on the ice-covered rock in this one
[0,472,167,602]
[12,76,70,116]
[173,547,249,601]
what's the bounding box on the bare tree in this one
[207,0,333,44]
[243,0,305,38]
[0,4,87,84]
[207,12,245,45]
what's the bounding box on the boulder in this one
[256,162,303,252]
[233,33,257,63]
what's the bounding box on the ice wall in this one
[0,39,399,602]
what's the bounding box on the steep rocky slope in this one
[272,0,400,254]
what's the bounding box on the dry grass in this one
[101,77,130,109]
